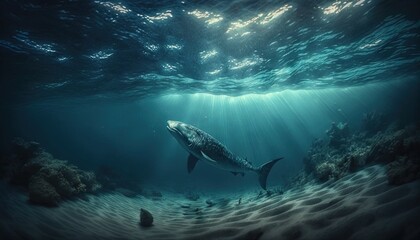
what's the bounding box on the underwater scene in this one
[1,0,419,239]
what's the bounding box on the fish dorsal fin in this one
[201,151,217,163]
[187,154,199,173]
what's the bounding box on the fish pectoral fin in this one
[187,154,199,173]
[200,151,217,163]
[231,172,245,177]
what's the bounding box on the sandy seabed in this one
[0,165,419,240]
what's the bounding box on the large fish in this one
[167,120,282,190]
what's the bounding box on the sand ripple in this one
[0,165,419,240]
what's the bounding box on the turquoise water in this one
[0,0,419,239]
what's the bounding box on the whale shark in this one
[166,120,282,190]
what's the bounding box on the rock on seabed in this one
[140,208,153,227]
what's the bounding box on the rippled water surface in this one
[1,0,419,100]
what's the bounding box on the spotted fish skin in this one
[167,120,282,189]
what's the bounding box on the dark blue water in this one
[0,0,419,193]
[1,1,420,239]
[1,0,419,100]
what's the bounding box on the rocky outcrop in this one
[140,208,153,227]
[387,156,420,185]
[1,138,101,206]
[28,174,61,206]
[326,122,349,148]
[300,119,419,186]
[27,160,101,205]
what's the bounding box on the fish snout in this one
[167,120,181,133]
[167,120,177,129]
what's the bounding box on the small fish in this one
[167,120,282,189]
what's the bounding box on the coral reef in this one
[299,118,419,186]
[386,156,420,185]
[28,174,61,206]
[0,138,101,206]
[326,122,349,148]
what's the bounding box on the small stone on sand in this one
[140,208,153,227]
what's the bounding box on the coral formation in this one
[28,174,61,206]
[299,117,419,186]
[0,138,101,206]
[387,156,420,185]
[326,122,350,148]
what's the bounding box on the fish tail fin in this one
[256,157,283,190]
